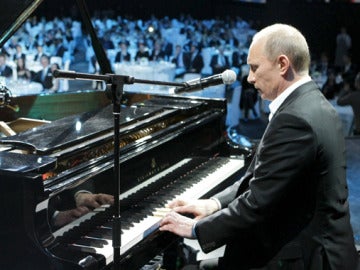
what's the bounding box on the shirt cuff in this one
[191,222,197,239]
[74,190,92,199]
[210,197,222,210]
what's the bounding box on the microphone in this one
[170,69,237,94]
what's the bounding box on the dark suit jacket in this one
[114,51,131,63]
[55,45,67,58]
[210,54,230,74]
[183,51,204,74]
[0,65,13,78]
[195,81,359,270]
[32,67,53,90]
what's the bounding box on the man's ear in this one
[278,54,290,75]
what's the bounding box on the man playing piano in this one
[160,23,360,270]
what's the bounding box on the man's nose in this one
[247,72,255,84]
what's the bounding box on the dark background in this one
[2,0,359,65]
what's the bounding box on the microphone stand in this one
[53,70,184,270]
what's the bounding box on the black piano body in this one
[0,93,248,270]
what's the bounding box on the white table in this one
[113,61,176,94]
[6,79,43,96]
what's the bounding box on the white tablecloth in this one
[113,61,176,93]
[6,79,43,96]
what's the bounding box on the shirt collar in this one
[268,76,311,121]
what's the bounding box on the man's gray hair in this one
[253,23,311,75]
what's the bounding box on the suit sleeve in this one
[195,113,317,253]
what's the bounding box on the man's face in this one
[247,40,280,101]
[40,57,49,67]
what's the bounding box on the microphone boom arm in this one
[53,69,184,88]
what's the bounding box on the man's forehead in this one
[248,41,265,61]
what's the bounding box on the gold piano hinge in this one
[136,161,169,183]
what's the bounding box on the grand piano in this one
[0,1,250,269]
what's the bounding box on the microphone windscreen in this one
[222,69,237,84]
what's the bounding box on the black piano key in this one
[75,237,108,248]
[88,229,112,240]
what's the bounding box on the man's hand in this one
[167,199,219,220]
[53,206,90,228]
[75,192,114,209]
[159,211,196,238]
[159,199,219,238]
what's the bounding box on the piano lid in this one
[0,103,179,154]
[0,151,56,173]
[0,0,44,48]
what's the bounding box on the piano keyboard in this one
[53,156,244,266]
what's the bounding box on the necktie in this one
[42,68,47,81]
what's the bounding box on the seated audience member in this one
[12,44,26,62]
[314,51,332,76]
[50,63,61,92]
[33,44,45,62]
[54,35,67,58]
[321,69,341,99]
[337,72,360,135]
[135,41,150,62]
[162,37,173,60]
[16,57,31,80]
[210,45,230,75]
[150,39,166,62]
[240,75,258,121]
[171,44,186,78]
[32,55,53,90]
[0,53,13,78]
[114,40,131,63]
[231,44,247,73]
[341,53,357,84]
[183,42,204,74]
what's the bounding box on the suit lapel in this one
[251,80,319,173]
[272,81,319,119]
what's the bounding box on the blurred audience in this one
[334,26,352,70]
[210,45,230,75]
[240,75,258,121]
[170,44,186,78]
[321,69,341,100]
[0,53,13,78]
[50,63,61,92]
[135,41,150,62]
[32,54,53,90]
[114,40,131,63]
[337,72,360,135]
[183,42,204,74]
[16,57,31,80]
